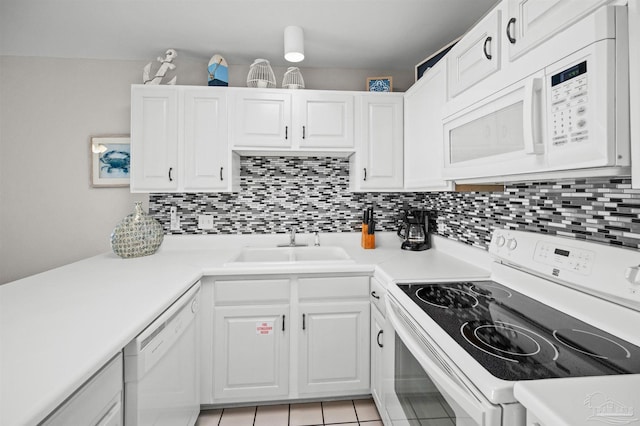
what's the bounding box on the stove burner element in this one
[553,329,632,360]
[461,321,559,363]
[468,284,512,300]
[415,286,478,309]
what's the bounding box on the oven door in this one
[384,295,502,426]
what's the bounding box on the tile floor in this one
[196,398,382,426]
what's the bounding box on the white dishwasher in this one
[124,281,201,426]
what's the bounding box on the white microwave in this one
[442,8,629,182]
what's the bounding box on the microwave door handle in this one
[523,77,544,155]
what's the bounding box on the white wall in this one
[0,55,413,284]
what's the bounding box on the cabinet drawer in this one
[215,279,290,304]
[298,276,369,300]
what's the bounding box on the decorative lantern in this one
[247,59,276,88]
[282,67,305,89]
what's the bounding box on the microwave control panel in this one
[549,60,589,147]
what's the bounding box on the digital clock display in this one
[554,248,571,257]
[551,61,587,87]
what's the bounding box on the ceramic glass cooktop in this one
[398,281,640,381]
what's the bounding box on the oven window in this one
[394,337,457,425]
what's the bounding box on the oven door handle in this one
[386,297,491,424]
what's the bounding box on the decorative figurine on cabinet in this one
[208,54,229,86]
[143,49,178,85]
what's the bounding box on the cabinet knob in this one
[302,125,306,139]
[220,167,224,181]
[285,126,288,140]
[376,330,384,348]
[168,167,173,182]
[371,291,380,300]
[506,17,517,44]
[363,168,367,181]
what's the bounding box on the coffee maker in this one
[397,209,430,251]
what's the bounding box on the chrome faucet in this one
[289,228,297,246]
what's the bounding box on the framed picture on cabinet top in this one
[367,76,393,92]
[91,136,130,187]
[415,36,461,81]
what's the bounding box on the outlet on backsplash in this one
[170,206,180,231]
[198,214,214,230]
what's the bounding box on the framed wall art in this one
[91,136,131,187]
[366,76,393,92]
[415,36,461,81]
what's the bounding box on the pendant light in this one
[284,26,305,63]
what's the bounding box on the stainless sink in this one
[226,246,353,266]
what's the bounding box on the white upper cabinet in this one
[183,89,232,191]
[294,92,355,149]
[404,63,453,191]
[131,85,238,193]
[447,8,501,98]
[230,90,292,149]
[131,85,179,192]
[230,89,355,153]
[351,94,404,191]
[505,0,612,61]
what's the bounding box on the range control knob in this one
[507,238,518,251]
[496,235,506,247]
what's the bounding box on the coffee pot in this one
[397,209,430,251]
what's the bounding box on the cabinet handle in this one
[302,313,306,330]
[506,17,517,44]
[302,125,306,139]
[282,315,286,332]
[168,167,173,182]
[483,36,492,60]
[363,168,367,181]
[285,125,288,140]
[220,166,224,181]
[371,291,380,300]
[377,330,384,348]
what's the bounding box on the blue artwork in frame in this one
[91,136,130,187]
[367,76,393,92]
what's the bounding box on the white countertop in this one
[0,232,490,425]
[514,375,640,426]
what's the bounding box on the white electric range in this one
[382,229,640,426]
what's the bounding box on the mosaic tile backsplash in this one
[149,157,640,250]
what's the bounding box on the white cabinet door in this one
[370,305,385,414]
[505,0,611,61]
[231,90,292,148]
[353,94,404,191]
[42,354,123,426]
[447,8,501,98]
[214,305,289,401]
[130,86,179,192]
[183,89,230,191]
[298,301,370,395]
[404,63,453,191]
[294,92,355,149]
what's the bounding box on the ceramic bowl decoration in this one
[110,202,164,258]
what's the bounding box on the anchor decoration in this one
[143,49,178,85]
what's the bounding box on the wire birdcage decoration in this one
[247,59,276,88]
[282,67,305,89]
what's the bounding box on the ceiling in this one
[0,0,497,70]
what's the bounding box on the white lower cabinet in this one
[214,304,290,401]
[206,275,370,404]
[42,354,123,426]
[298,301,370,396]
